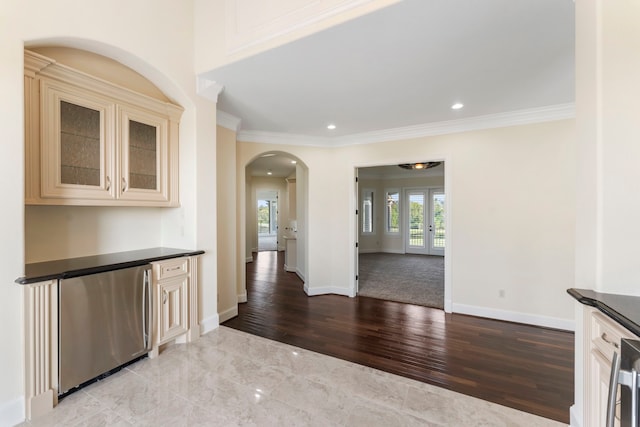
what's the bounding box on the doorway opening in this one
[257,191,278,251]
[355,162,447,310]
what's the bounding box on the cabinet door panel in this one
[118,105,169,203]
[40,79,115,200]
[157,276,188,345]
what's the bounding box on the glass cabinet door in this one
[40,80,115,200]
[118,106,169,203]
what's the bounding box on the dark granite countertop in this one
[568,288,640,337]
[16,247,204,284]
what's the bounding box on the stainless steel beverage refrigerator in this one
[608,339,640,427]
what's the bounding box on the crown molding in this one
[196,76,224,103]
[236,103,575,147]
[237,130,331,146]
[217,110,242,132]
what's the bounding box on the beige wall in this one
[237,119,576,326]
[0,1,219,423]
[217,125,237,322]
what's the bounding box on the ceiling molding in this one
[237,103,575,147]
[217,110,242,132]
[196,76,224,102]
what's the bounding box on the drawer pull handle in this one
[601,332,619,349]
[163,290,168,304]
[166,266,182,272]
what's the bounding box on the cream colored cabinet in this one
[150,256,199,358]
[24,49,181,207]
[584,308,635,427]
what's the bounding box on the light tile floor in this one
[20,327,567,426]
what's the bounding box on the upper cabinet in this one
[24,49,182,207]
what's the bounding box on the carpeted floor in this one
[358,252,444,309]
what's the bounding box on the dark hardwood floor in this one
[222,251,574,423]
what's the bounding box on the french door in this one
[404,188,445,256]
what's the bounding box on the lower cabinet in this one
[584,307,635,427]
[149,256,199,358]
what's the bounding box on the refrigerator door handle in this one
[607,351,621,427]
[143,269,152,351]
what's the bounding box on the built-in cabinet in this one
[583,306,635,427]
[24,50,182,207]
[149,256,199,358]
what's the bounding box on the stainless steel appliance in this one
[59,265,152,394]
[607,339,640,427]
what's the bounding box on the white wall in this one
[237,119,576,326]
[247,177,288,252]
[0,1,218,424]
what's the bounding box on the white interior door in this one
[405,188,445,256]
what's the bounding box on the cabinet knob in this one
[163,290,167,304]
[122,177,128,192]
[106,176,111,191]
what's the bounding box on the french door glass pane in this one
[362,190,373,233]
[409,193,425,247]
[432,193,445,248]
[386,191,399,233]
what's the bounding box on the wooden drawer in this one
[591,311,634,362]
[154,257,188,280]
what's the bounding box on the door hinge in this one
[356,209,359,215]
[355,242,359,248]
[356,275,359,281]
[355,177,358,182]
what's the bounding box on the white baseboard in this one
[200,314,219,335]
[569,404,582,427]
[219,305,238,323]
[379,248,405,254]
[237,291,247,303]
[452,303,575,331]
[251,247,257,253]
[357,248,379,254]
[245,256,253,263]
[304,284,354,297]
[284,263,295,272]
[0,396,24,427]
[295,268,305,282]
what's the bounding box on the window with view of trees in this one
[362,189,374,234]
[385,190,399,233]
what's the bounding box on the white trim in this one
[295,269,305,282]
[570,405,582,427]
[378,248,405,254]
[0,397,25,427]
[237,292,247,303]
[237,103,575,147]
[452,303,575,331]
[304,284,355,298]
[219,305,238,323]
[217,110,241,132]
[196,76,224,102]
[245,256,253,263]
[200,314,219,335]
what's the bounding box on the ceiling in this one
[202,0,575,140]
[214,0,574,178]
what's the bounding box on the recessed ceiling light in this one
[327,124,336,130]
[261,153,276,157]
[267,171,273,175]
[291,160,297,164]
[451,103,464,110]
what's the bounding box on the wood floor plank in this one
[223,251,574,423]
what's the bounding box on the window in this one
[362,189,374,234]
[385,190,399,233]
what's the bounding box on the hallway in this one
[223,251,574,424]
